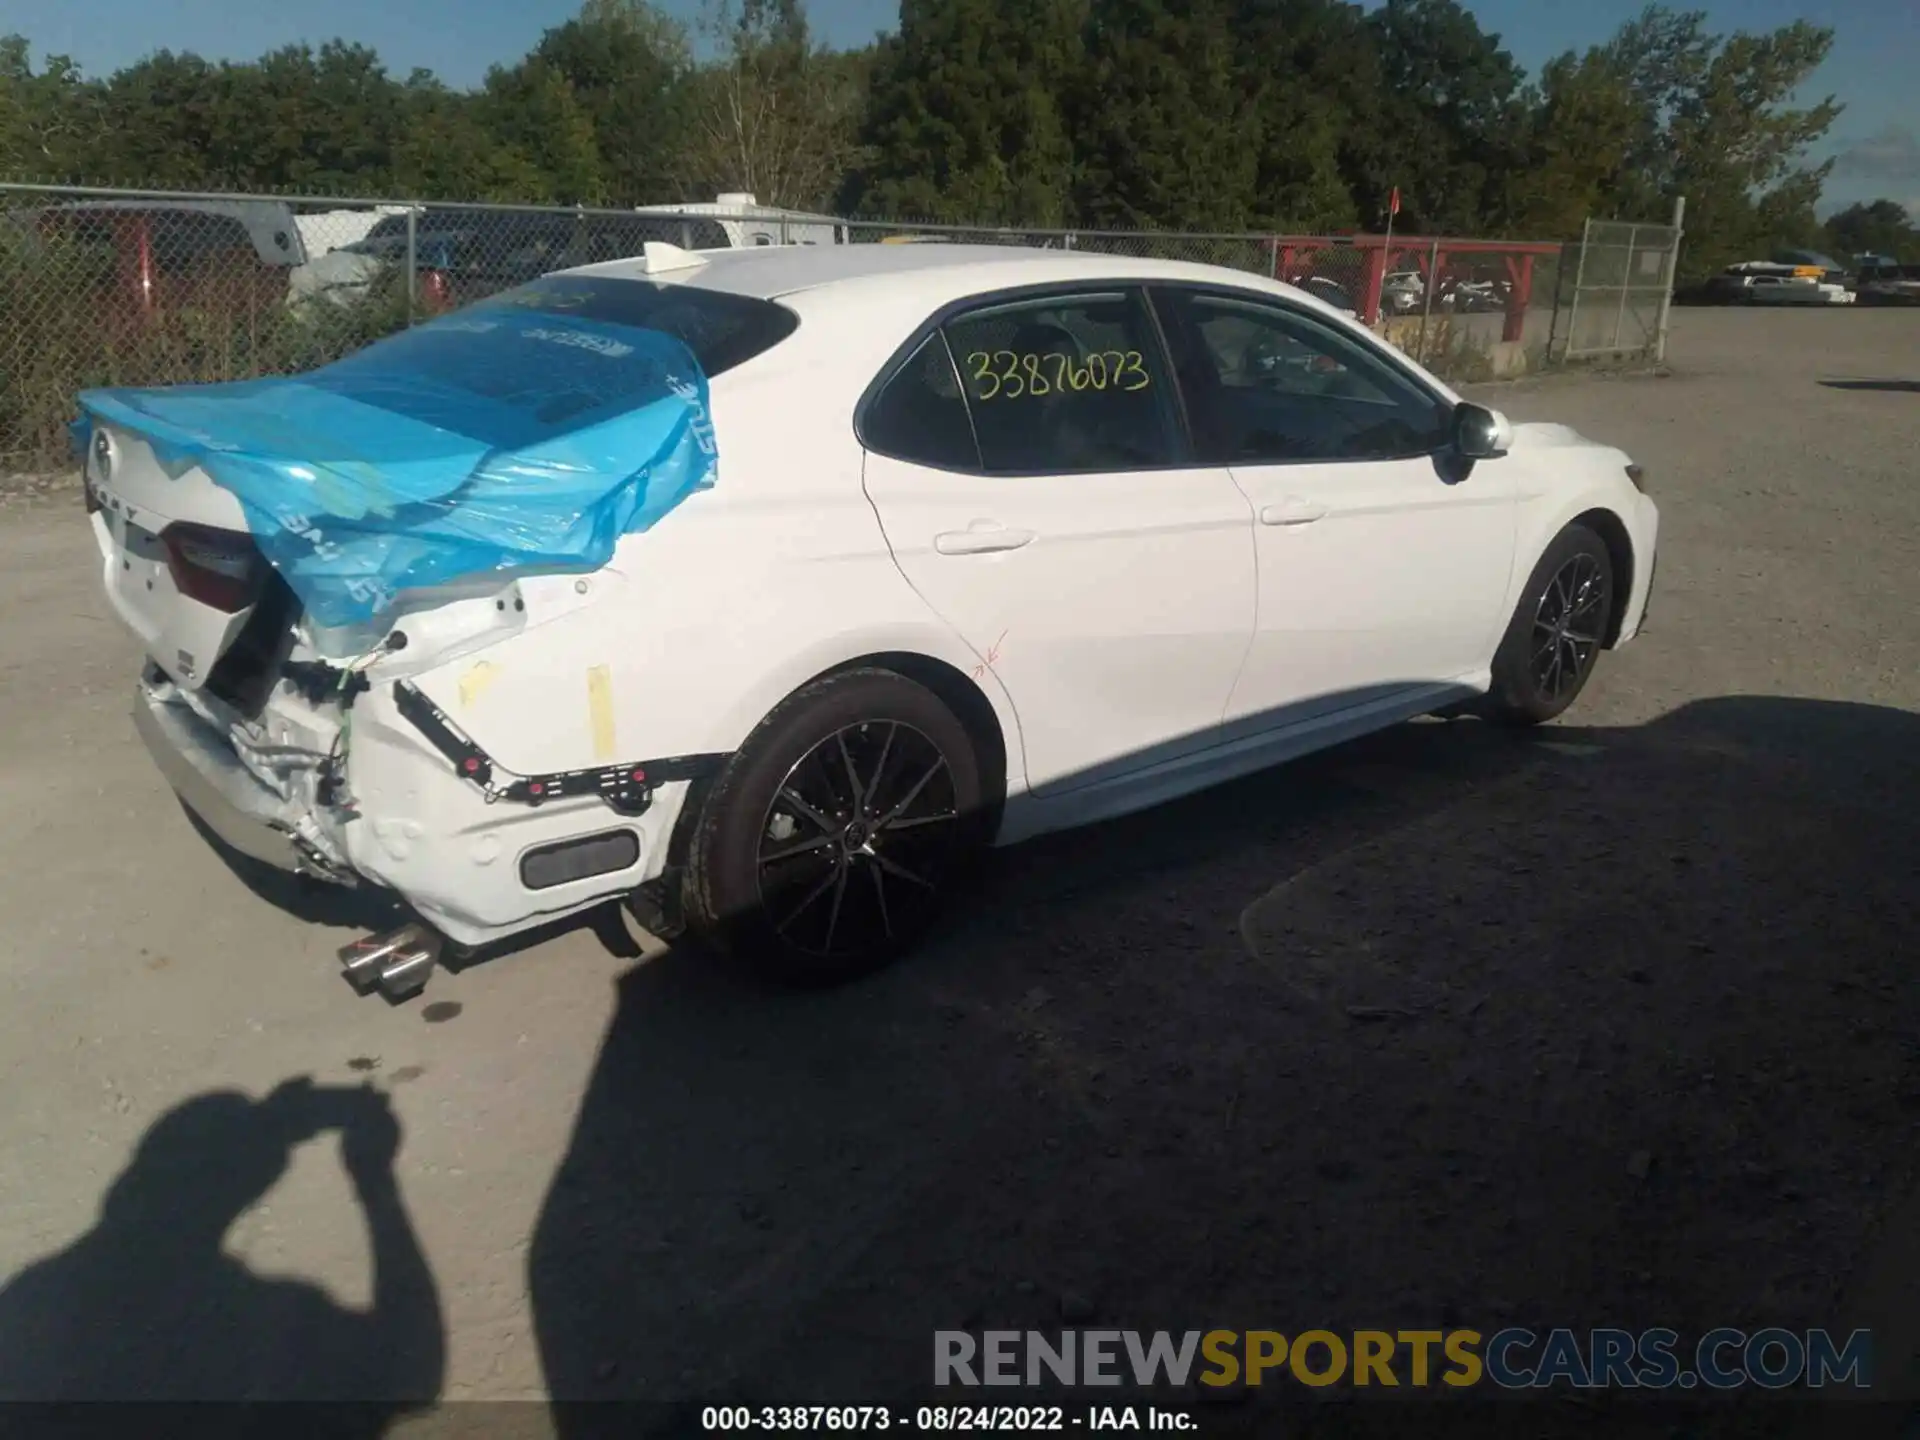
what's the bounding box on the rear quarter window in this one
[863,332,979,470]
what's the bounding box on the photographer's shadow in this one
[0,1079,444,1423]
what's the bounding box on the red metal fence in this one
[1270,235,1565,341]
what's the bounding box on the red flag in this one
[1389,187,1402,217]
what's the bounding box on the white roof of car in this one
[564,242,1242,301]
[559,242,1362,329]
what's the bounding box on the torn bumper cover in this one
[136,662,733,947]
[73,289,718,629]
[133,683,349,882]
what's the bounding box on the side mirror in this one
[1452,402,1512,460]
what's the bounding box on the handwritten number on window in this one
[996,351,1025,398]
[967,349,1000,401]
[963,350,1151,400]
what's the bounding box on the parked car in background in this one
[1381,271,1425,314]
[289,207,734,311]
[6,199,308,323]
[1703,262,1852,306]
[1293,275,1358,315]
[291,207,412,260]
[1772,248,1850,286]
[631,192,850,248]
[1747,274,1853,306]
[1856,262,1920,306]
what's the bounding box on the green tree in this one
[480,60,608,203]
[391,83,550,201]
[1598,6,1841,277]
[0,37,110,178]
[1071,0,1258,230]
[1226,0,1374,231]
[1499,50,1642,237]
[533,5,692,203]
[677,0,869,210]
[90,51,232,186]
[221,43,404,191]
[849,0,1085,225]
[1362,0,1525,233]
[1825,200,1920,261]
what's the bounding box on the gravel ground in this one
[0,309,1916,1437]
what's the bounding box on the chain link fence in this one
[1554,216,1686,365]
[3,181,1581,470]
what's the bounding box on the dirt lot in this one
[0,309,1916,1436]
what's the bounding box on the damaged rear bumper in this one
[135,671,731,950]
[133,686,351,882]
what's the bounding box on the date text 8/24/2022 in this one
[701,1405,1196,1431]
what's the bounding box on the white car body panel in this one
[862,448,1256,794]
[89,243,1659,950]
[1220,449,1517,731]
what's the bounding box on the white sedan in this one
[1745,275,1854,306]
[83,243,1659,996]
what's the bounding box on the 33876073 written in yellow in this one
[963,349,1152,401]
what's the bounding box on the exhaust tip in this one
[339,922,442,1001]
[376,946,437,1002]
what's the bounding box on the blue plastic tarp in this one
[73,299,718,627]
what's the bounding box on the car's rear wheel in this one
[681,668,987,984]
[1481,523,1615,726]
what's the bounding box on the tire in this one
[680,667,987,984]
[1481,522,1615,726]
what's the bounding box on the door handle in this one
[1259,498,1329,527]
[934,526,1037,555]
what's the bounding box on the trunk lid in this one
[85,422,287,702]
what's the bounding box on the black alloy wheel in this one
[1481,522,1617,726]
[680,668,987,982]
[755,719,961,961]
[1530,551,1610,706]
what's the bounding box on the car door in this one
[860,286,1257,795]
[1151,285,1517,733]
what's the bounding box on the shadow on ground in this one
[528,696,1920,1438]
[1818,379,1920,393]
[0,1078,443,1427]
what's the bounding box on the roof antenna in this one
[636,241,708,275]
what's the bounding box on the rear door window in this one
[938,290,1182,473]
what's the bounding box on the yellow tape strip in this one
[586,665,617,761]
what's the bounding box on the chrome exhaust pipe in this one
[376,944,438,1001]
[337,922,442,1001]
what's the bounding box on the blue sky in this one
[3,0,1914,213]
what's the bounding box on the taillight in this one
[84,428,109,514]
[160,522,261,612]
